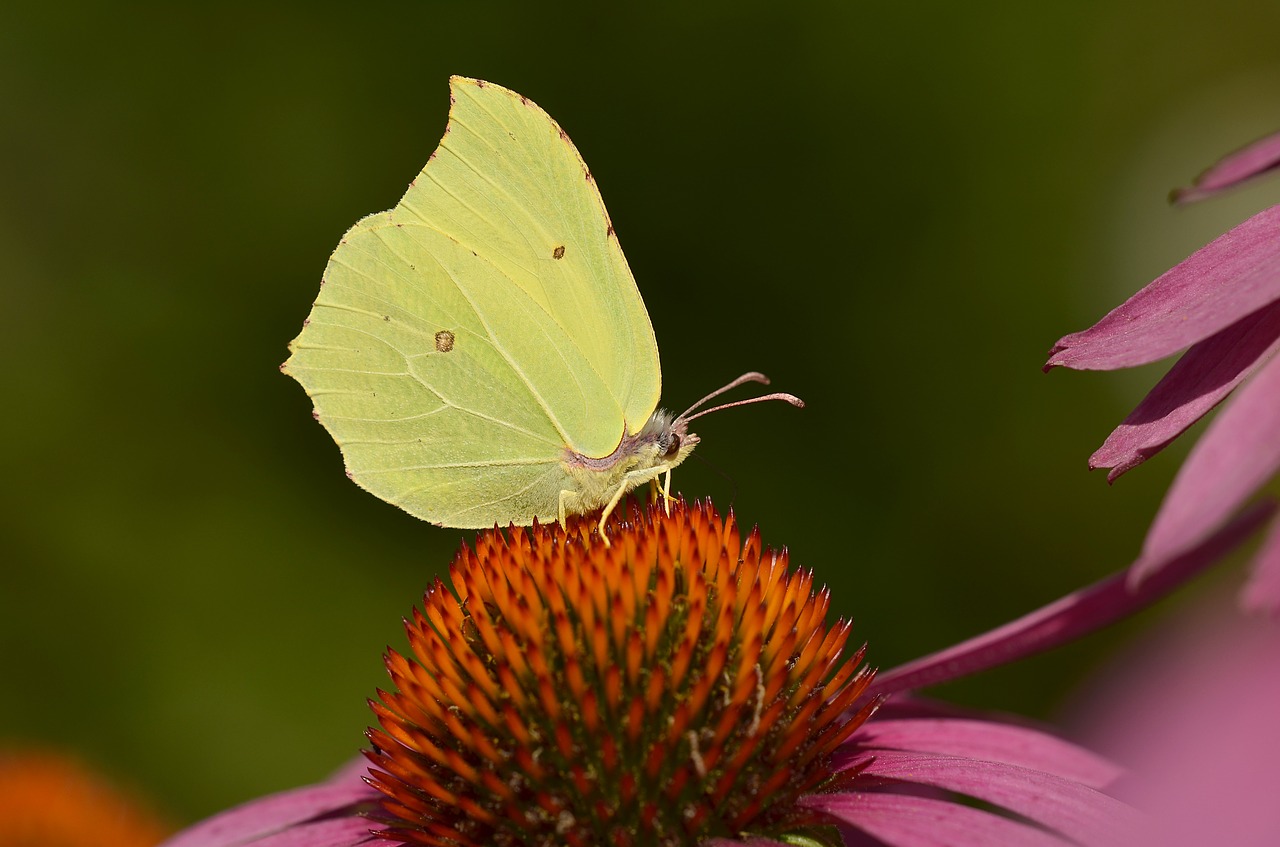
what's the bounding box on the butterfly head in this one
[636,408,700,472]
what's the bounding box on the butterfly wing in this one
[283,77,661,527]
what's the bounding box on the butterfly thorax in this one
[560,410,700,515]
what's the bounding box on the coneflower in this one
[163,497,1267,847]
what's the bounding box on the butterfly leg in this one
[597,471,644,539]
[597,463,675,540]
[596,482,631,546]
[558,488,581,527]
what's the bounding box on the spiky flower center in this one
[366,500,876,846]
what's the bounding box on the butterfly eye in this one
[663,433,681,458]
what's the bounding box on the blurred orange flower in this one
[0,749,170,847]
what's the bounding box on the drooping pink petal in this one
[159,776,379,847]
[844,751,1134,846]
[1173,129,1280,204]
[867,500,1274,696]
[1089,301,1280,480]
[808,790,1073,847]
[1076,600,1280,846]
[1242,515,1280,613]
[861,698,987,721]
[1045,206,1280,371]
[232,817,380,847]
[1132,353,1280,588]
[326,756,374,784]
[847,718,1122,789]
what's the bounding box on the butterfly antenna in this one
[679,371,805,423]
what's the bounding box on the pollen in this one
[366,499,878,846]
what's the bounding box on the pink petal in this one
[1045,206,1280,371]
[239,818,380,847]
[862,698,984,721]
[807,791,1073,847]
[849,751,1134,846]
[867,500,1273,696]
[1132,353,1280,587]
[848,718,1122,789]
[1077,603,1280,845]
[1173,129,1280,204]
[160,778,378,847]
[326,756,374,783]
[1242,515,1280,613]
[1089,301,1280,480]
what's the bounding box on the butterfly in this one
[283,77,800,533]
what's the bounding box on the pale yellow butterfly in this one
[283,77,801,533]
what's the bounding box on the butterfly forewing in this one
[397,77,661,455]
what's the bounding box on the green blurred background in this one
[4,0,1280,827]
